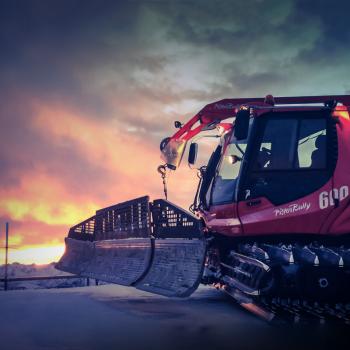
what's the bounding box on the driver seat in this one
[311,134,326,168]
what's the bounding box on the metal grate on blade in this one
[67,197,202,242]
[94,196,151,240]
[151,199,202,239]
[68,216,95,241]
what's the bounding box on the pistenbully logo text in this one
[274,202,311,216]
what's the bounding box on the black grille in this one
[151,199,202,238]
[68,216,95,241]
[68,197,202,241]
[94,196,151,240]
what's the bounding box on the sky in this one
[1,0,350,264]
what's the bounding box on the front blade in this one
[57,237,152,286]
[56,196,206,297]
[136,238,206,297]
[56,238,94,275]
[57,236,206,296]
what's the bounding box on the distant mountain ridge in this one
[0,262,63,278]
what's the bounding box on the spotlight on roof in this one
[264,94,275,106]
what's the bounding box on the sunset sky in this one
[1,0,350,264]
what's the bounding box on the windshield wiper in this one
[236,143,245,156]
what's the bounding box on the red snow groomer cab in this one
[58,95,350,323]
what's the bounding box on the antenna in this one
[4,222,9,291]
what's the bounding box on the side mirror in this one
[234,108,250,140]
[188,143,198,165]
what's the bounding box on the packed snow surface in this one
[0,284,346,350]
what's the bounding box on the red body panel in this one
[322,108,350,234]
[203,203,242,235]
[238,186,333,236]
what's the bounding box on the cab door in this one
[237,110,337,236]
[204,138,247,236]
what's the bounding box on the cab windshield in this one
[211,134,247,205]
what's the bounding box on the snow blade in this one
[57,237,153,286]
[135,238,206,297]
[56,196,206,297]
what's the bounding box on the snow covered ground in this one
[0,284,347,350]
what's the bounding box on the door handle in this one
[246,199,262,207]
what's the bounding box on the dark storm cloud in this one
[149,0,350,95]
[156,1,292,47]
[231,71,285,92]
[0,1,241,117]
[0,0,144,114]
[295,0,350,64]
[1,0,349,105]
[160,0,349,56]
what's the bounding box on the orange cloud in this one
[30,100,200,204]
[31,102,161,181]
[0,171,98,226]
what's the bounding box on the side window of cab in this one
[242,111,336,205]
